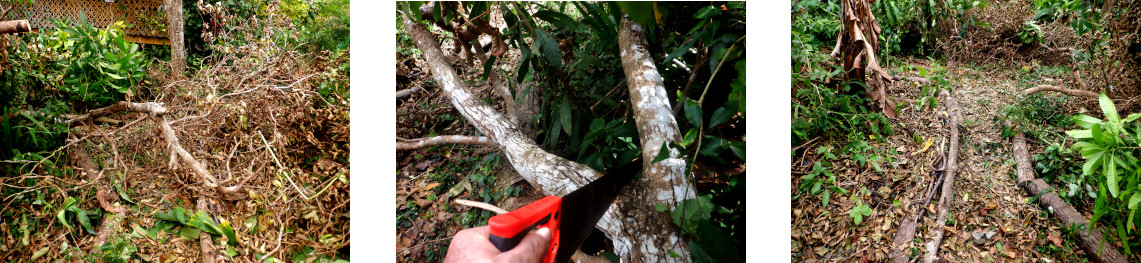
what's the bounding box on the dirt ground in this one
[791,59,1114,262]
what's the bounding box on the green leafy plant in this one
[56,197,104,235]
[1066,93,1141,253]
[799,147,849,208]
[153,207,239,245]
[1017,20,1045,44]
[849,200,874,225]
[46,14,148,106]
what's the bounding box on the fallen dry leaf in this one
[1047,232,1063,247]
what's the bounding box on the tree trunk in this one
[402,15,688,262]
[1013,132,1127,263]
[165,0,186,74]
[616,17,696,261]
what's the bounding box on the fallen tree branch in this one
[892,75,931,84]
[925,89,962,263]
[1024,84,1099,98]
[69,101,246,200]
[68,138,124,247]
[395,135,493,150]
[404,13,688,262]
[0,19,29,34]
[1013,132,1127,263]
[197,198,217,263]
[396,85,423,100]
[889,154,946,262]
[453,198,508,214]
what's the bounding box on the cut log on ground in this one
[402,13,689,262]
[925,89,962,263]
[1024,84,1099,98]
[395,135,494,150]
[0,19,29,34]
[1013,132,1127,263]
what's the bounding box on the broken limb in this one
[403,13,689,262]
[0,19,29,34]
[395,135,494,151]
[396,85,423,100]
[924,90,962,263]
[1013,132,1127,263]
[1024,84,1099,98]
[892,75,931,84]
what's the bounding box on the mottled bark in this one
[0,19,30,34]
[1014,132,1127,263]
[403,14,684,262]
[165,0,186,74]
[615,17,696,262]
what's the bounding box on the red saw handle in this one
[488,195,561,263]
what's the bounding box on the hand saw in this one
[487,159,642,263]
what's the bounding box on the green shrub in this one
[1066,93,1141,254]
[47,14,148,106]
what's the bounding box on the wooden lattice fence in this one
[6,0,169,45]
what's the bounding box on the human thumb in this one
[496,227,552,263]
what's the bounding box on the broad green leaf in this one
[534,10,581,31]
[708,105,734,129]
[822,189,831,207]
[1100,93,1120,126]
[1083,151,1104,176]
[694,5,721,19]
[618,1,656,26]
[1072,114,1101,129]
[731,59,746,113]
[590,118,604,131]
[480,55,496,81]
[728,141,745,161]
[1092,123,1105,142]
[1129,192,1141,210]
[518,58,529,85]
[534,28,564,68]
[1067,129,1093,139]
[1124,113,1141,123]
[560,97,573,135]
[652,141,672,163]
[1107,152,1119,198]
[683,99,702,127]
[77,209,95,234]
[57,197,77,229]
[467,2,487,21]
[681,128,698,146]
[180,226,201,239]
[219,219,239,245]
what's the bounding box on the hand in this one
[443,226,552,263]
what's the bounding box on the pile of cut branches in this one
[0,2,348,261]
